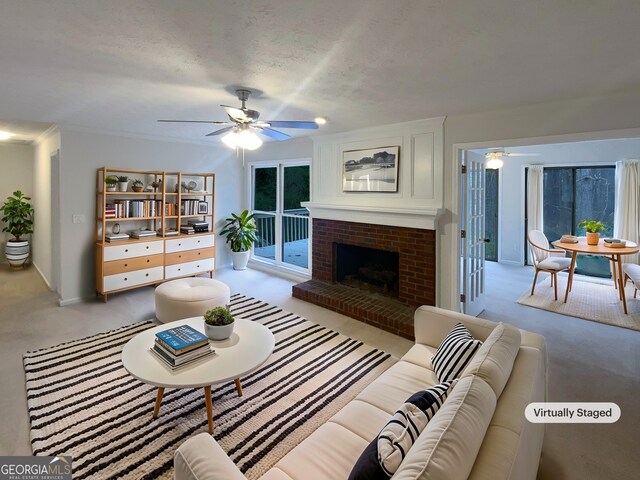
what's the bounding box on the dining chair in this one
[623,263,640,299]
[528,230,573,300]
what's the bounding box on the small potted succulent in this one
[203,306,235,340]
[117,175,129,192]
[105,175,118,192]
[131,179,144,192]
[578,219,607,245]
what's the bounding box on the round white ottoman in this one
[155,278,231,324]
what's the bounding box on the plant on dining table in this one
[578,219,607,233]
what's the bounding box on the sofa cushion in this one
[392,375,496,480]
[348,382,454,480]
[329,399,391,441]
[432,323,482,383]
[401,344,438,370]
[355,361,439,414]
[461,323,521,398]
[377,381,454,476]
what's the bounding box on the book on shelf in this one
[155,324,209,352]
[129,229,157,239]
[187,220,209,233]
[105,233,130,242]
[161,229,179,237]
[150,344,214,369]
[180,225,195,235]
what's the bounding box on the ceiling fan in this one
[484,149,540,169]
[158,89,322,150]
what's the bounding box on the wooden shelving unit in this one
[95,167,216,301]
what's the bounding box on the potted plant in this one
[203,306,235,340]
[105,175,118,192]
[220,209,258,270]
[131,179,144,192]
[578,219,607,245]
[0,190,34,268]
[117,175,129,192]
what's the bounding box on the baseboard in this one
[32,261,53,290]
[499,259,525,267]
[247,260,311,283]
[58,296,92,307]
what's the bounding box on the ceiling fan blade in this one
[259,127,290,141]
[508,153,540,157]
[264,121,319,129]
[222,105,248,122]
[205,126,234,137]
[158,120,232,125]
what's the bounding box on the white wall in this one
[307,118,444,229]
[32,128,60,289]
[441,89,640,310]
[486,138,640,265]
[0,143,34,262]
[57,128,242,304]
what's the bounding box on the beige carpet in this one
[517,276,640,331]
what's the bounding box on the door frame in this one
[448,126,640,313]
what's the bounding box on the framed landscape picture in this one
[342,146,399,192]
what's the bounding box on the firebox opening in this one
[335,243,399,297]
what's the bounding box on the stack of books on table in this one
[129,229,158,239]
[151,325,213,369]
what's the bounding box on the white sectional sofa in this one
[174,306,547,480]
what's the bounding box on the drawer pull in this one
[197,240,201,243]
[178,243,181,246]
[145,273,149,277]
[146,259,150,263]
[124,277,128,281]
[197,265,200,268]
[125,249,129,252]
[178,268,181,271]
[198,252,201,255]
[146,246,149,249]
[178,255,182,258]
[124,263,128,267]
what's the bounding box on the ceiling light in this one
[0,131,13,141]
[221,128,263,151]
[314,116,327,125]
[486,158,504,169]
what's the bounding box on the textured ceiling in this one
[1,0,640,143]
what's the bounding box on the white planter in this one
[117,181,129,192]
[204,321,234,340]
[5,239,29,268]
[231,250,251,270]
[106,185,116,192]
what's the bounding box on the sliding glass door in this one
[252,162,310,271]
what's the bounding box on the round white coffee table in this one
[122,317,274,433]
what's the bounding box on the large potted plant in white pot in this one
[0,190,34,268]
[220,209,257,270]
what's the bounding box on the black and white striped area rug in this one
[24,294,395,479]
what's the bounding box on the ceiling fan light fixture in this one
[314,116,327,125]
[221,128,263,151]
[0,131,13,141]
[486,158,504,169]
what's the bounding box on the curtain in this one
[614,159,640,264]
[527,165,544,264]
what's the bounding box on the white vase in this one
[204,321,234,340]
[117,181,129,192]
[231,250,250,270]
[106,185,116,192]
[5,239,29,268]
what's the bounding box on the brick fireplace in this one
[292,218,436,339]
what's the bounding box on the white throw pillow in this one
[431,323,482,383]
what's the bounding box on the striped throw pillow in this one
[377,381,455,476]
[431,323,482,382]
[347,382,455,480]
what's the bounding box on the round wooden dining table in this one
[551,237,639,314]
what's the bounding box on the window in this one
[252,162,310,271]
[529,166,615,277]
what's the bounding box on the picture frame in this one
[198,201,209,214]
[342,146,399,192]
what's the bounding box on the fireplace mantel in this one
[302,202,444,230]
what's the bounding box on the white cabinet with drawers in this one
[165,258,215,280]
[165,234,215,253]
[103,240,164,261]
[103,266,164,292]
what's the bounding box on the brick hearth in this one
[292,218,436,339]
